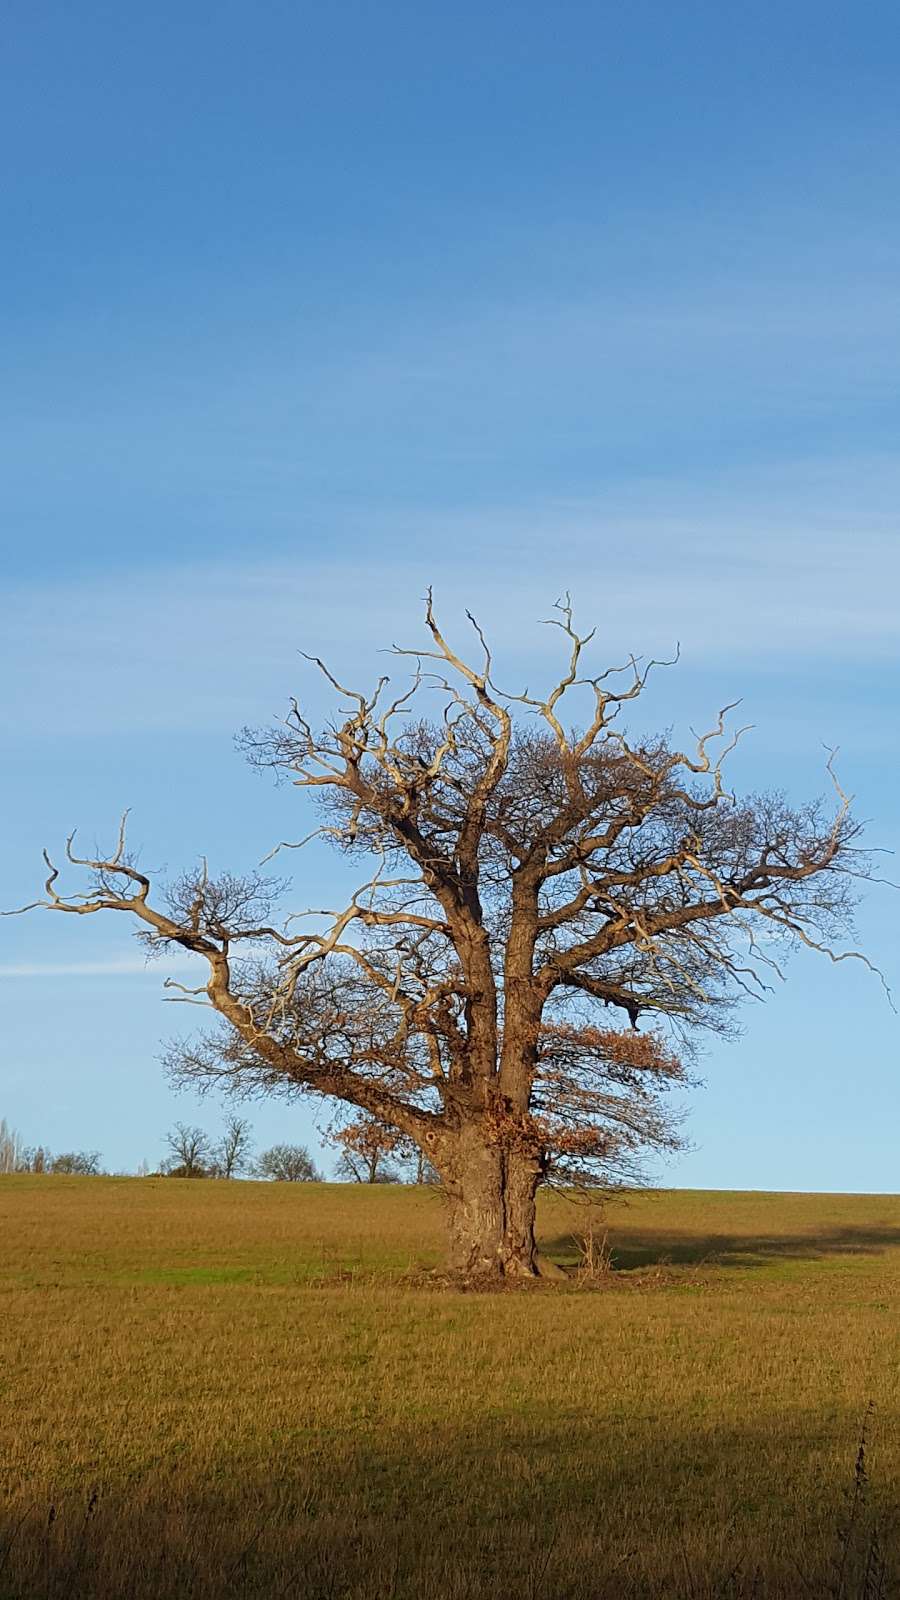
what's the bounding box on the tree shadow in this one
[2,1410,896,1599]
[541,1221,900,1272]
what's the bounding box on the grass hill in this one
[2,1176,899,1597]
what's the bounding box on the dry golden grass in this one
[2,1175,899,1597]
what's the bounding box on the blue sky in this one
[2,0,899,1186]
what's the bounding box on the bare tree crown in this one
[9,593,884,1262]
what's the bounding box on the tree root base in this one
[440,1254,573,1291]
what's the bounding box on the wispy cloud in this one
[2,467,898,736]
[0,955,200,979]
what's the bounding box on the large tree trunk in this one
[442,1132,506,1280]
[438,1134,563,1283]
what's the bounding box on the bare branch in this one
[18,595,890,1281]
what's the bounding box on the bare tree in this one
[162,1123,211,1178]
[9,596,885,1282]
[210,1115,254,1178]
[255,1143,320,1182]
[408,1145,440,1185]
[50,1151,103,1175]
[0,1118,24,1175]
[330,1114,406,1183]
[18,1145,50,1174]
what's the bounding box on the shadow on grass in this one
[1,1412,894,1599]
[542,1222,900,1273]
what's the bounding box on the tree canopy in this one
[12,595,882,1280]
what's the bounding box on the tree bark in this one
[442,1132,506,1280]
[498,1151,542,1277]
[438,1135,563,1283]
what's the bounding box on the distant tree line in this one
[0,1112,439,1185]
[1,1120,102,1175]
[161,1115,438,1182]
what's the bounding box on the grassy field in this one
[2,1176,900,1598]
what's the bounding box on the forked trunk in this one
[439,1133,562,1283]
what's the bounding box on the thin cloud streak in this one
[0,955,201,979]
[2,463,898,737]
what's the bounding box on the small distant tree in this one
[0,1119,24,1175]
[210,1115,254,1178]
[162,1122,211,1178]
[409,1146,440,1185]
[50,1151,102,1175]
[255,1143,320,1182]
[329,1115,439,1184]
[330,1115,406,1183]
[18,1145,50,1174]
